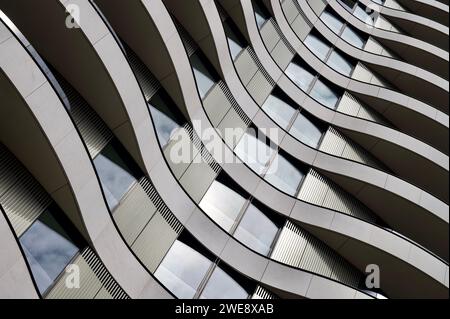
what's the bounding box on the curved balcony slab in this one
[0,2,173,299]
[329,0,449,79]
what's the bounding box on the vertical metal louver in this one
[271,221,363,288]
[45,247,129,299]
[298,169,378,223]
[252,286,278,299]
[319,126,388,170]
[53,73,113,159]
[0,145,52,236]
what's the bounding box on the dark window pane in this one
[341,26,366,48]
[200,180,247,231]
[155,240,212,299]
[200,267,249,299]
[254,1,270,29]
[149,91,186,147]
[224,20,247,60]
[338,0,357,11]
[20,208,82,294]
[264,152,305,196]
[320,10,344,34]
[235,131,276,175]
[310,78,341,109]
[191,53,218,99]
[94,140,141,210]
[354,4,375,25]
[234,204,279,255]
[304,33,331,61]
[290,112,325,148]
[327,50,354,76]
[262,93,296,129]
[286,59,316,91]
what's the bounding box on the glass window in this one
[354,4,375,25]
[200,267,249,299]
[254,1,270,29]
[286,59,316,92]
[191,53,217,99]
[155,240,212,299]
[338,0,357,11]
[341,26,366,48]
[94,140,141,210]
[149,92,186,147]
[200,180,247,232]
[262,93,296,129]
[234,204,279,256]
[320,10,344,34]
[310,78,341,109]
[327,50,354,76]
[304,33,331,61]
[264,152,305,196]
[235,131,276,175]
[289,112,324,148]
[224,21,247,60]
[20,208,82,294]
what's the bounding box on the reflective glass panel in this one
[289,113,324,148]
[234,204,279,256]
[200,267,249,299]
[286,61,315,91]
[264,153,304,196]
[320,10,344,34]
[235,132,276,175]
[304,34,331,61]
[341,26,366,48]
[224,22,246,60]
[155,241,212,299]
[327,50,354,76]
[262,94,296,129]
[94,141,140,210]
[20,209,81,294]
[200,180,247,232]
[191,53,217,99]
[354,4,375,25]
[149,92,185,147]
[310,78,340,109]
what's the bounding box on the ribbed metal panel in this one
[247,47,277,87]
[113,181,158,245]
[298,169,378,223]
[0,146,52,236]
[337,92,390,126]
[319,126,386,170]
[268,18,297,55]
[218,81,252,126]
[131,177,183,273]
[271,221,363,288]
[352,62,392,88]
[364,37,396,58]
[252,286,278,299]
[123,42,161,102]
[54,73,113,159]
[173,19,198,57]
[46,247,129,299]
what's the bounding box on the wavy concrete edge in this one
[273,0,449,126]
[0,205,38,298]
[143,0,448,296]
[91,0,375,299]
[329,0,449,62]
[1,6,172,299]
